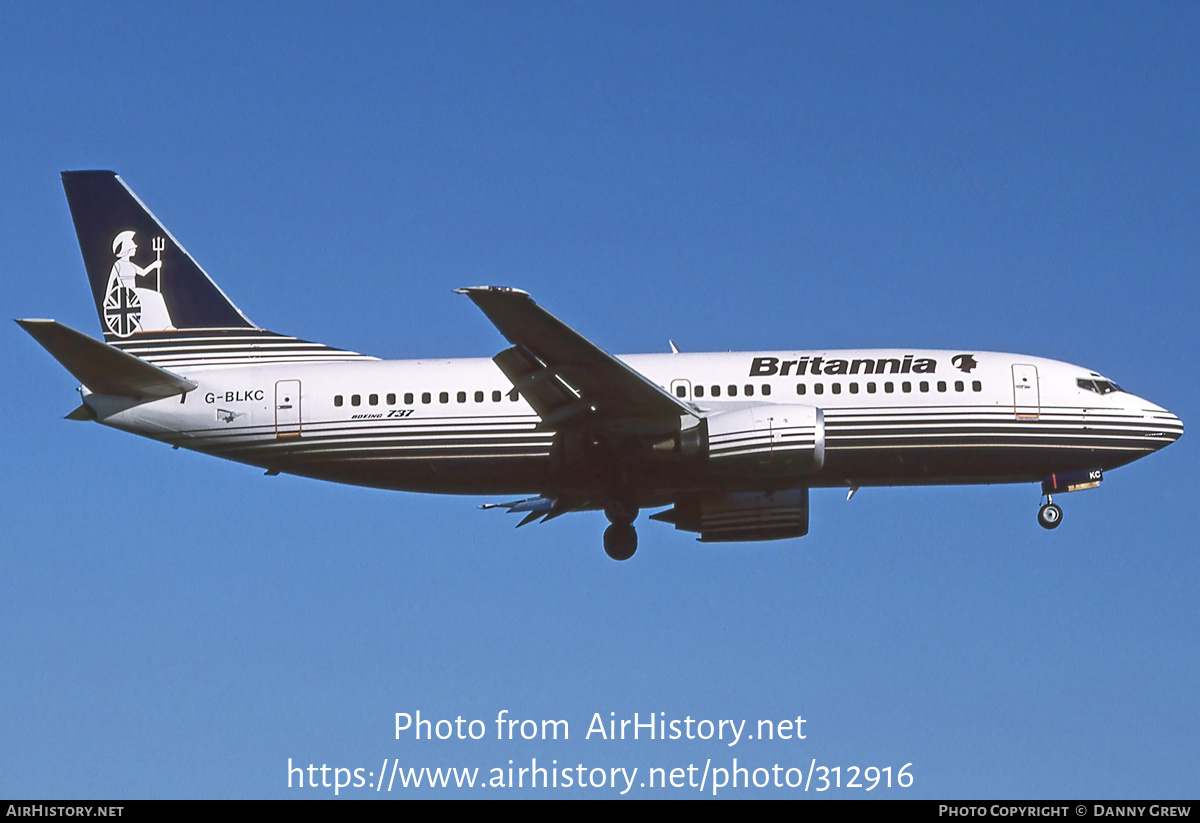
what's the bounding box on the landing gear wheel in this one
[604,500,638,527]
[603,524,638,561]
[1038,502,1063,530]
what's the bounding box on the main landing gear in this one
[603,500,639,561]
[1037,496,1063,530]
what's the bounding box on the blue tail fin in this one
[60,171,374,369]
[62,170,256,339]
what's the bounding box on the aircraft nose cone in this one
[1142,405,1183,449]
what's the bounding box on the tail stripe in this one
[111,330,375,367]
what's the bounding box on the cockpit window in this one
[1077,377,1123,395]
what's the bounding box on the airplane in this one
[19,171,1183,560]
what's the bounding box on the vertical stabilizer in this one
[61,170,256,339]
[58,172,374,368]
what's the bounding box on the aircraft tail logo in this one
[58,171,374,368]
[102,231,175,337]
[62,170,255,339]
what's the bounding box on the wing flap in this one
[17,318,198,399]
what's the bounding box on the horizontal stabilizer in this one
[17,319,198,399]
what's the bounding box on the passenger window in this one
[334,395,343,407]
[439,392,449,403]
[831,383,841,394]
[762,384,771,396]
[796,384,806,396]
[492,390,502,402]
[387,393,396,405]
[728,385,738,397]
[955,381,964,392]
[712,386,721,397]
[972,380,982,392]
[421,392,431,404]
[351,394,361,406]
[884,382,894,393]
[937,381,947,392]
[901,382,911,393]
[745,384,754,396]
[508,389,519,401]
[919,381,929,392]
[369,393,378,405]
[849,383,859,394]
[457,391,466,403]
[675,385,686,398]
[695,385,705,398]
[814,383,824,395]
[475,391,484,402]
[867,382,876,394]
[404,392,414,405]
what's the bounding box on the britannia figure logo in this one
[103,230,174,337]
[951,354,978,373]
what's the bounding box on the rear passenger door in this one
[275,379,302,437]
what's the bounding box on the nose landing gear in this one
[1037,469,1102,530]
[1037,496,1063,530]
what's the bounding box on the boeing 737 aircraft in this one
[20,171,1183,560]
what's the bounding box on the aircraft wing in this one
[455,287,696,432]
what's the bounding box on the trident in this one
[152,237,165,291]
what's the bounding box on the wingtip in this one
[454,285,530,297]
[16,318,57,335]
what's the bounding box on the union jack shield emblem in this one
[104,286,142,337]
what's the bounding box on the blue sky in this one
[2,2,1197,798]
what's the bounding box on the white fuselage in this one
[85,348,1182,502]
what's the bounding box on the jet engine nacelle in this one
[651,488,810,542]
[697,404,825,476]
